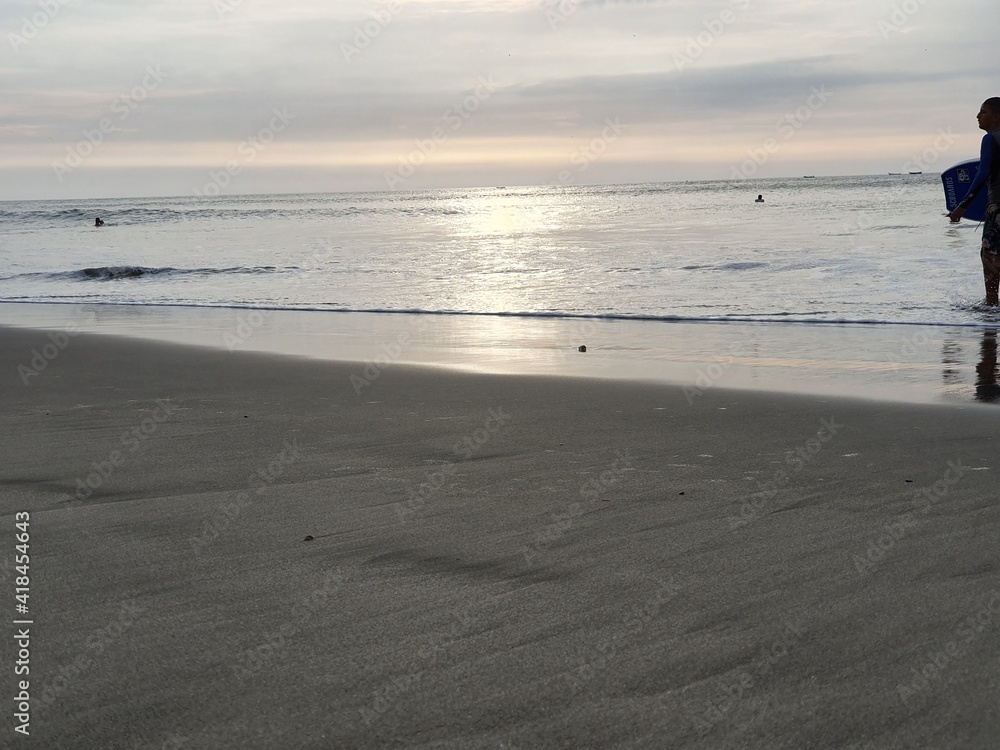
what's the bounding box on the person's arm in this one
[958,134,994,207]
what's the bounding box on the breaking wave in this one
[0,266,289,282]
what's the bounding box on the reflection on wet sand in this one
[975,328,1000,403]
[940,337,963,388]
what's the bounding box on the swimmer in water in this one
[755,195,764,203]
[95,217,105,227]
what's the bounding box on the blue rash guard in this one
[959,130,1000,209]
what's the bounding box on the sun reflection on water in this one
[433,188,584,313]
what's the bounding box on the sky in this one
[0,0,996,200]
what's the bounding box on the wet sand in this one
[1,324,999,749]
[2,300,998,405]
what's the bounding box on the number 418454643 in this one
[14,512,30,613]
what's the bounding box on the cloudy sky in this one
[0,0,995,200]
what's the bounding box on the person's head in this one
[978,98,1000,132]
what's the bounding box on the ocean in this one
[0,175,993,326]
[3,176,999,405]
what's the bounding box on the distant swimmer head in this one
[755,195,764,203]
[95,217,105,227]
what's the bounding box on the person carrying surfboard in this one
[949,97,1000,305]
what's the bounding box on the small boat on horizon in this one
[803,175,815,179]
[908,170,922,175]
[889,172,902,175]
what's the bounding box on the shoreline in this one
[2,301,999,406]
[8,297,997,329]
[2,325,999,748]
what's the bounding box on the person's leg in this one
[983,251,1000,305]
[982,204,1000,306]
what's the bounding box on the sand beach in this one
[2,313,999,749]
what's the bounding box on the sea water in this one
[0,175,993,325]
[2,176,998,404]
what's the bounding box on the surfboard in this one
[942,159,987,222]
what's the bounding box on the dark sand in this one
[1,325,999,749]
